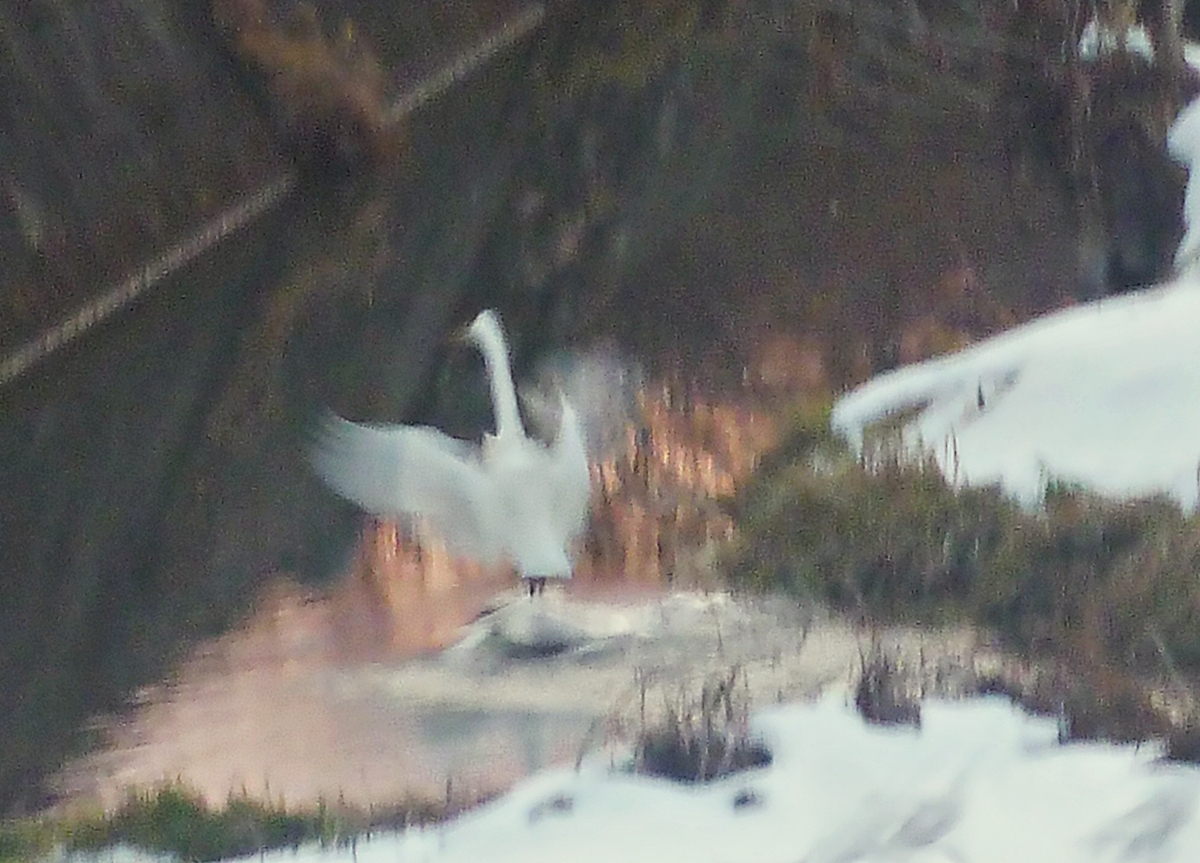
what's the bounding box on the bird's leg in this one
[528,578,537,598]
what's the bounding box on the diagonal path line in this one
[0,3,546,389]
[383,3,545,124]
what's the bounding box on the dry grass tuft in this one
[586,666,772,785]
[211,0,402,173]
[0,781,460,863]
[728,407,1200,746]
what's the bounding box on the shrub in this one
[728,409,1200,698]
[631,667,772,783]
[729,407,1016,622]
[210,0,400,173]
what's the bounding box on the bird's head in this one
[455,309,503,350]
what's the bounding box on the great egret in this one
[312,310,592,596]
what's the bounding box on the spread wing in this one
[311,413,505,563]
[546,400,593,543]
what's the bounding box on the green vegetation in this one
[0,783,453,862]
[727,408,1200,705]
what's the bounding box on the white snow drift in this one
[833,97,1200,509]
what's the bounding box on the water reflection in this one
[51,383,781,813]
[53,552,574,811]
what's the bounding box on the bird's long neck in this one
[472,315,525,439]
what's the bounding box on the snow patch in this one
[831,95,1200,508]
[833,279,1200,507]
[194,697,1200,863]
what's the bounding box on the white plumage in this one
[312,310,592,588]
[1169,95,1200,273]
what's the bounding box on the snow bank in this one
[832,97,1200,509]
[62,695,1200,863]
[199,696,1200,863]
[832,280,1200,508]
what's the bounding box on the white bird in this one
[312,309,592,596]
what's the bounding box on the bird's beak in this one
[451,310,489,346]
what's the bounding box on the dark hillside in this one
[0,0,280,356]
